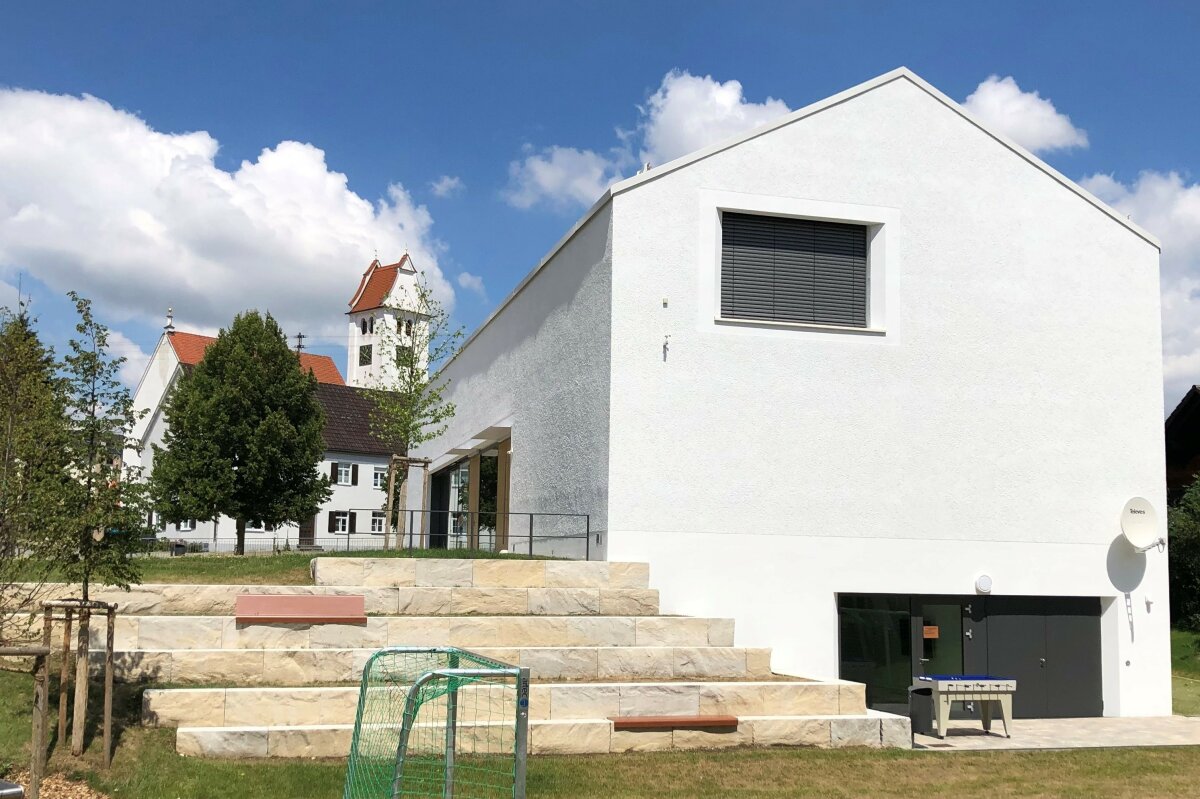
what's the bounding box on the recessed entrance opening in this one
[428,438,511,550]
[837,593,1103,719]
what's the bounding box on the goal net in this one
[344,647,530,799]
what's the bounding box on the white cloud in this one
[430,175,464,198]
[1081,170,1200,402]
[504,145,626,211]
[107,329,151,388]
[505,70,791,211]
[638,70,791,168]
[456,272,487,300]
[962,75,1088,154]
[0,278,18,311]
[0,89,454,339]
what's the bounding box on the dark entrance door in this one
[986,596,1103,718]
[298,515,315,548]
[429,470,451,549]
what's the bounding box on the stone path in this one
[914,715,1200,751]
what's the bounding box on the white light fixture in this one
[974,573,993,594]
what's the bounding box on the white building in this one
[345,254,423,388]
[409,68,1171,719]
[128,329,397,550]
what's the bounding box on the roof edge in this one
[447,67,1159,369]
[610,66,1160,250]
[450,190,613,360]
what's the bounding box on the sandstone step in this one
[174,712,909,757]
[89,614,731,651]
[105,645,774,684]
[311,559,650,590]
[143,680,866,728]
[29,583,659,617]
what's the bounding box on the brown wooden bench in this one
[609,715,739,731]
[234,594,367,624]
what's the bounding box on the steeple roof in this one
[348,254,416,314]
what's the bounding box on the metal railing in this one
[138,509,597,559]
[359,509,594,560]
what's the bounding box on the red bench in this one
[609,715,739,731]
[234,594,367,624]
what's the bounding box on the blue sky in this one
[2,2,1199,401]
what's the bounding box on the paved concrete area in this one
[915,715,1200,751]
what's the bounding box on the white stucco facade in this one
[414,69,1170,716]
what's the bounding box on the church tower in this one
[345,255,420,388]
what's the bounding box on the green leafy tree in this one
[52,293,152,601]
[0,305,73,643]
[152,311,331,554]
[364,271,463,544]
[366,271,462,453]
[1170,481,1200,631]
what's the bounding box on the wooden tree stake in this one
[57,610,73,742]
[70,608,90,756]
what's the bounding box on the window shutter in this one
[330,462,338,482]
[349,512,357,533]
[327,512,336,533]
[351,464,359,486]
[720,212,867,327]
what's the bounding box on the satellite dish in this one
[1121,497,1164,553]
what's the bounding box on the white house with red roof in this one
[345,254,422,387]
[127,327,397,549]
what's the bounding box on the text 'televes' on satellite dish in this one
[1121,497,1164,553]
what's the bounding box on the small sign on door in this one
[923,625,939,639]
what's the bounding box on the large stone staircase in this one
[74,557,908,756]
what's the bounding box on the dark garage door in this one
[985,596,1103,718]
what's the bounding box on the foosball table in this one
[917,675,1017,738]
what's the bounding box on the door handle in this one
[1039,658,1046,667]
[964,629,973,640]
[919,658,931,663]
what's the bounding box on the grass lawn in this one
[3,667,1200,799]
[19,547,542,586]
[1172,629,1200,716]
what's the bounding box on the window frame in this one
[332,511,349,533]
[337,462,353,486]
[373,466,388,490]
[698,190,897,337]
[371,511,386,534]
[178,519,196,532]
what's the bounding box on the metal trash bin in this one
[172,541,187,557]
[908,684,934,739]
[0,778,25,798]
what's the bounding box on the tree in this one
[0,305,72,643]
[367,271,463,453]
[1170,480,1200,631]
[52,293,152,601]
[364,271,463,546]
[152,311,331,554]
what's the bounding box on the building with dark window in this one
[406,68,1171,719]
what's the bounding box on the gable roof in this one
[315,383,397,456]
[610,67,1159,249]
[348,255,416,314]
[452,67,1160,365]
[167,330,345,385]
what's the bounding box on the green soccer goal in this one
[344,647,530,799]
